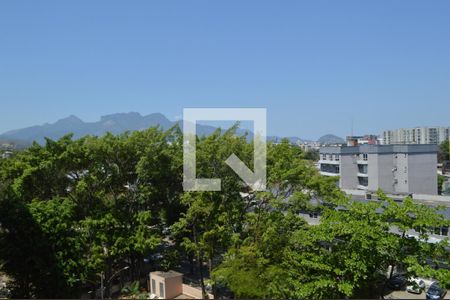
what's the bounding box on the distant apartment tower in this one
[383,127,450,145]
[319,144,438,195]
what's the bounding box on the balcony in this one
[358,176,368,189]
[318,159,340,165]
[320,171,340,177]
[357,184,368,190]
[319,163,340,177]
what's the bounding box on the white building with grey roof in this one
[319,144,438,195]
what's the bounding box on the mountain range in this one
[317,134,345,145]
[0,112,344,147]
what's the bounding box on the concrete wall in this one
[367,154,378,191]
[408,153,438,195]
[182,284,214,299]
[393,153,409,194]
[149,272,183,299]
[165,275,183,299]
[340,154,358,189]
[378,153,395,193]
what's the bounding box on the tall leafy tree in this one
[438,140,450,163]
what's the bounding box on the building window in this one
[159,282,164,298]
[322,154,326,160]
[433,226,449,236]
[320,164,340,174]
[363,153,368,161]
[358,176,368,187]
[358,164,368,174]
[335,155,340,161]
[151,279,156,294]
[309,212,319,218]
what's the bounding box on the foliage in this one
[213,173,450,299]
[438,175,446,195]
[304,148,320,161]
[0,129,178,297]
[438,140,450,163]
[0,126,449,299]
[121,281,147,299]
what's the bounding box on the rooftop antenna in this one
[351,117,354,137]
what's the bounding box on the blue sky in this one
[1,1,449,140]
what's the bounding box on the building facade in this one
[319,144,438,195]
[383,127,450,145]
[346,135,380,146]
[149,271,214,299]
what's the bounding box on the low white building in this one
[319,144,438,195]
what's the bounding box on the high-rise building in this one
[383,127,450,145]
[319,144,438,195]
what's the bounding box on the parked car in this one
[426,282,447,300]
[387,274,407,290]
[406,278,426,294]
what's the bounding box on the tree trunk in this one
[389,263,395,279]
[198,253,207,299]
[193,223,207,299]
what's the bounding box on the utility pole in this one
[100,272,105,300]
[351,117,354,137]
[101,266,129,299]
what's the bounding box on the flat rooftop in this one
[320,144,438,155]
[150,270,183,278]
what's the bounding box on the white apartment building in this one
[319,144,438,195]
[383,127,450,145]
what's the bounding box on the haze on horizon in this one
[1,1,450,140]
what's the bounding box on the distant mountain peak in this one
[0,112,310,146]
[317,134,345,145]
[100,112,142,122]
[55,115,84,125]
[0,112,182,144]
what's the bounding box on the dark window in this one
[358,177,368,186]
[320,164,340,174]
[358,164,368,174]
[309,212,319,218]
[152,279,156,294]
[434,226,449,236]
[159,282,164,298]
